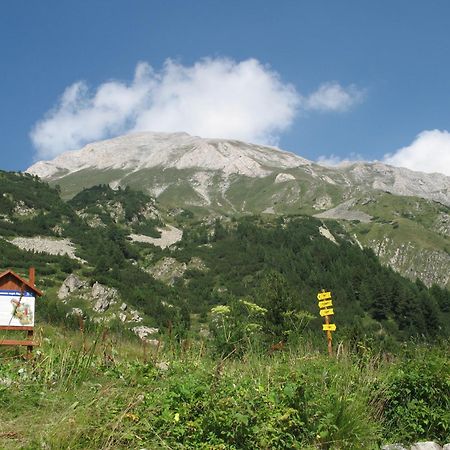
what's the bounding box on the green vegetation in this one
[0,327,448,449]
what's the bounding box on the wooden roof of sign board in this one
[0,269,43,297]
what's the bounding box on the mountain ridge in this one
[27,132,450,208]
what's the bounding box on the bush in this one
[376,348,450,443]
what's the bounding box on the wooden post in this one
[27,329,34,357]
[324,314,333,357]
[29,267,35,287]
[318,289,335,357]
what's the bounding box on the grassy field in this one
[1,326,448,449]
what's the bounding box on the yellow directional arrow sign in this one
[318,299,333,309]
[323,324,336,331]
[320,308,334,317]
[317,291,332,301]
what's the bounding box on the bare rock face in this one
[274,173,296,183]
[314,199,373,223]
[58,274,86,300]
[91,282,118,313]
[132,326,159,341]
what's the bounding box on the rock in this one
[155,361,169,371]
[66,307,84,318]
[128,309,143,323]
[314,198,373,223]
[411,443,442,450]
[146,339,161,348]
[9,236,85,262]
[318,225,338,245]
[91,282,118,313]
[119,313,127,322]
[129,225,183,249]
[381,445,407,450]
[58,274,86,300]
[274,172,296,183]
[13,200,36,217]
[120,302,127,311]
[442,444,450,450]
[132,326,159,341]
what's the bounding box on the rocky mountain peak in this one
[27,131,310,180]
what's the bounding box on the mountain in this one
[1,172,449,343]
[28,132,449,207]
[27,132,450,289]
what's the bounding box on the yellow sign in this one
[317,291,332,300]
[318,299,333,309]
[323,324,336,331]
[320,308,334,317]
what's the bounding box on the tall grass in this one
[0,328,448,449]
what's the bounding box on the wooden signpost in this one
[317,289,336,356]
[0,268,42,356]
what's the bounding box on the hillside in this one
[0,171,449,344]
[26,132,450,289]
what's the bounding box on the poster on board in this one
[0,290,35,327]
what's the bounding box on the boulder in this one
[119,312,127,322]
[132,326,159,341]
[91,282,118,313]
[128,309,143,323]
[411,443,442,450]
[155,361,169,371]
[381,445,408,450]
[58,274,86,300]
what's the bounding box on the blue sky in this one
[1,1,450,174]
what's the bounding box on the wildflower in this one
[174,413,180,422]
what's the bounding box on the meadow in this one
[1,325,448,449]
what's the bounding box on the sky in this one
[1,1,450,175]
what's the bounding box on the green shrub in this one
[376,349,450,443]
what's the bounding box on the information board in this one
[0,290,35,327]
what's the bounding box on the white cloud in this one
[30,58,366,159]
[30,58,300,158]
[305,82,364,112]
[383,130,450,176]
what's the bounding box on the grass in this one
[1,325,448,449]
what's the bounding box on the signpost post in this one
[317,289,336,356]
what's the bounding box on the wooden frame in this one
[0,268,41,356]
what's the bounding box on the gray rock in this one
[66,307,84,318]
[120,302,128,311]
[119,312,127,322]
[155,361,169,371]
[58,274,86,300]
[128,309,143,323]
[132,326,159,341]
[442,444,450,450]
[382,444,408,450]
[91,282,118,313]
[146,339,161,348]
[411,443,442,450]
